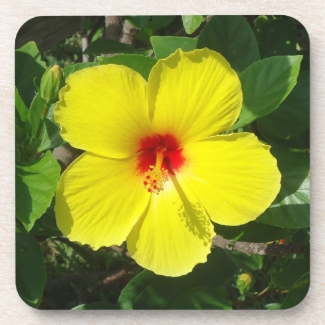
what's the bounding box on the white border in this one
[1,1,324,324]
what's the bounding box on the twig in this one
[81,17,89,62]
[212,235,305,256]
[85,261,138,300]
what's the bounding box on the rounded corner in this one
[283,15,311,44]
[281,272,310,310]
[15,16,45,49]
[15,281,41,310]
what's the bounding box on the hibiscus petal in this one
[127,175,215,277]
[54,65,154,158]
[55,152,150,250]
[181,133,281,225]
[147,48,242,146]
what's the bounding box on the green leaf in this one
[182,15,205,34]
[136,16,176,44]
[63,62,99,79]
[16,224,46,308]
[257,71,309,139]
[214,221,297,243]
[151,16,176,28]
[281,272,310,309]
[171,286,232,310]
[15,86,29,128]
[15,41,47,107]
[16,151,61,231]
[231,55,302,130]
[98,54,157,81]
[38,103,65,152]
[197,15,260,72]
[72,302,120,310]
[225,251,263,272]
[136,21,157,44]
[127,16,151,29]
[253,16,275,30]
[29,92,46,139]
[30,217,62,237]
[273,258,309,290]
[83,39,133,55]
[41,202,60,231]
[119,248,237,309]
[257,147,310,229]
[259,127,310,150]
[254,18,299,58]
[118,270,157,309]
[265,303,282,310]
[151,36,197,59]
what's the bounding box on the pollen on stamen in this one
[143,165,168,194]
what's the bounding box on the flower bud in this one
[40,65,64,104]
[236,272,254,295]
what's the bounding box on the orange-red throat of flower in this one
[137,134,186,194]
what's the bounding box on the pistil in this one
[143,147,168,194]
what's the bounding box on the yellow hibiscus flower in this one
[54,48,281,277]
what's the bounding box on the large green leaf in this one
[16,223,46,308]
[259,127,310,150]
[273,258,309,290]
[224,251,263,272]
[16,151,61,231]
[63,62,99,79]
[182,15,205,34]
[98,54,157,81]
[231,55,302,130]
[257,71,309,139]
[38,103,65,152]
[119,248,237,309]
[171,286,232,310]
[257,147,310,229]
[15,86,29,128]
[15,41,47,107]
[197,15,260,72]
[254,18,298,58]
[214,221,297,243]
[118,270,157,310]
[83,39,133,55]
[281,272,310,309]
[29,92,46,139]
[151,36,197,59]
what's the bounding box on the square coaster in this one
[15,15,310,310]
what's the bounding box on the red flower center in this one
[137,134,186,193]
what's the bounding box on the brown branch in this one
[212,235,305,257]
[84,261,138,301]
[104,16,123,41]
[120,19,137,47]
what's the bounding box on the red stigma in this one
[137,134,186,175]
